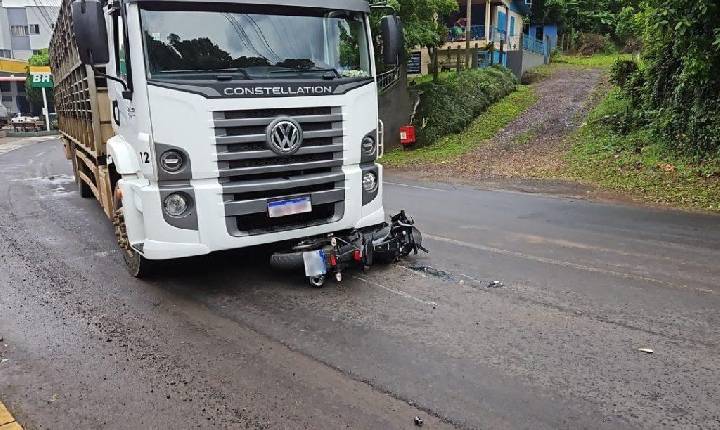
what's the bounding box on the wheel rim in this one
[308,275,326,288]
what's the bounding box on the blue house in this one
[527,24,558,52]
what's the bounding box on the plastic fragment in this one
[638,348,654,354]
[414,416,424,427]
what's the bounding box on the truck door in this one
[108,9,147,175]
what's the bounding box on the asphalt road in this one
[1,140,719,429]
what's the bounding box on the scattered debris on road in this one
[487,281,504,289]
[638,348,654,354]
[408,265,453,282]
[414,416,424,427]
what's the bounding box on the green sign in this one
[30,72,53,88]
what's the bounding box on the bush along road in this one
[387,57,720,213]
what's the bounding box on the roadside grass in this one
[523,53,633,83]
[564,89,720,212]
[554,53,632,68]
[409,71,454,85]
[382,85,537,167]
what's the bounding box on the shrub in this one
[629,0,720,159]
[577,33,616,56]
[609,59,639,88]
[413,65,517,144]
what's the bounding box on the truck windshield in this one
[140,5,372,81]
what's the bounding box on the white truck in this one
[50,0,424,283]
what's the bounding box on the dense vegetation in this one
[567,88,720,211]
[532,0,643,52]
[411,65,518,144]
[542,0,719,160]
[617,0,720,159]
[384,0,458,49]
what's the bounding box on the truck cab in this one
[55,0,403,275]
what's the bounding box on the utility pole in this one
[41,86,50,131]
[465,0,472,69]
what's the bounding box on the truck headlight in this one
[160,150,185,173]
[361,135,376,156]
[163,192,192,218]
[362,171,378,193]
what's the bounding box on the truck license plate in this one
[268,196,312,218]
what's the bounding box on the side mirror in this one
[380,15,403,66]
[72,0,109,65]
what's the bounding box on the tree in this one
[25,49,51,114]
[535,0,641,48]
[373,0,458,80]
[386,0,458,48]
[635,0,720,157]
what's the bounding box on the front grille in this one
[214,107,345,236]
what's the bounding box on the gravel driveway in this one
[394,66,605,185]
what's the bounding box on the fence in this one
[447,25,486,42]
[377,67,401,94]
[434,45,507,72]
[523,36,545,55]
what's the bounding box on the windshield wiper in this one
[154,68,251,81]
[269,67,341,80]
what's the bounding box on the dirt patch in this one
[391,66,606,189]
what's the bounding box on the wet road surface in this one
[1,140,719,429]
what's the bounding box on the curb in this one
[0,401,23,430]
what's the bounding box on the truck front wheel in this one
[113,206,153,278]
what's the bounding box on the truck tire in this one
[270,251,305,270]
[113,207,153,278]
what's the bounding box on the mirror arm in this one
[91,66,132,99]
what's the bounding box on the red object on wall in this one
[400,125,416,146]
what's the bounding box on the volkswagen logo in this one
[266,117,303,156]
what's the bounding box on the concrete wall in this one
[506,50,523,78]
[378,69,413,151]
[521,50,545,76]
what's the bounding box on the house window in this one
[0,49,11,58]
[11,25,29,37]
[1,96,13,102]
[0,82,11,92]
[29,24,40,34]
[32,49,45,55]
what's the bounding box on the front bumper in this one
[119,164,385,260]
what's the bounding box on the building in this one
[445,0,531,51]
[0,0,59,116]
[409,0,548,78]
[0,0,59,60]
[528,24,558,52]
[0,58,27,116]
